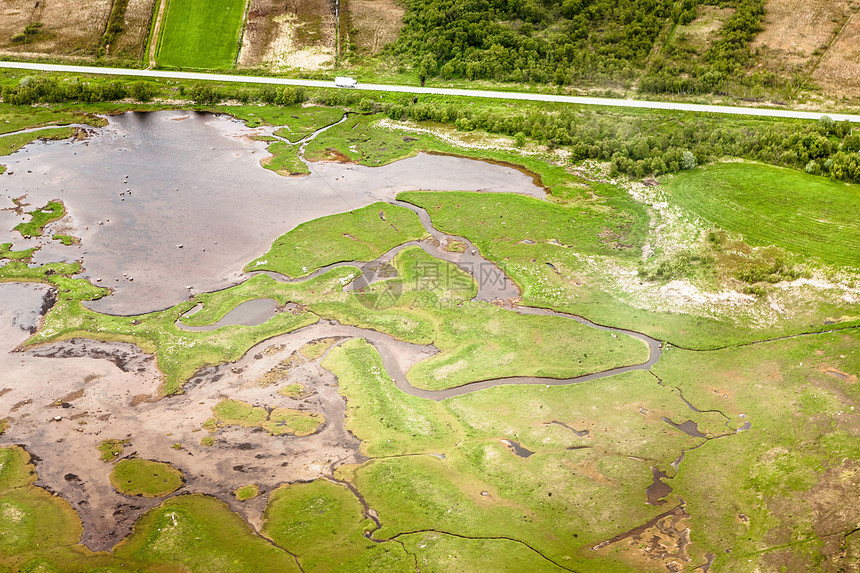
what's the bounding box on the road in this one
[2,60,860,123]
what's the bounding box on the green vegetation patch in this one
[246,202,427,278]
[299,337,341,359]
[51,234,79,246]
[397,189,858,349]
[0,105,105,135]
[13,201,65,237]
[271,106,345,142]
[97,438,129,462]
[406,304,647,390]
[27,271,322,395]
[278,383,304,398]
[263,479,412,572]
[323,339,461,456]
[0,447,112,570]
[0,446,36,492]
[399,190,644,259]
[234,484,260,501]
[109,458,184,497]
[155,0,246,69]
[399,531,570,572]
[0,242,36,260]
[114,494,301,572]
[651,330,860,570]
[212,399,324,436]
[0,127,78,158]
[221,104,337,129]
[261,141,309,176]
[666,162,860,268]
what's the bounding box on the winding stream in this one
[177,195,662,401]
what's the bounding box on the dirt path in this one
[146,0,168,68]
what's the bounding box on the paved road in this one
[2,61,860,123]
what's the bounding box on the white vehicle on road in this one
[334,76,357,88]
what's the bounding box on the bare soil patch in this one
[813,5,860,96]
[111,0,158,61]
[238,0,335,70]
[752,0,855,72]
[345,0,404,55]
[673,5,734,53]
[0,0,112,56]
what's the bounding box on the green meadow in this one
[155,0,247,69]
[666,162,860,268]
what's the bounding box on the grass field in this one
[246,202,428,278]
[263,479,412,571]
[114,494,301,572]
[652,329,860,571]
[156,0,247,69]
[665,162,860,268]
[110,458,184,497]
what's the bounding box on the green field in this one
[110,458,184,497]
[155,0,247,69]
[666,162,860,268]
[246,202,428,278]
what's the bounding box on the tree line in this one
[373,97,860,183]
[388,0,674,86]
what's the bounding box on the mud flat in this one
[0,283,370,549]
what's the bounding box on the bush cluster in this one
[377,98,860,182]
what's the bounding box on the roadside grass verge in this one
[113,494,301,572]
[652,329,860,571]
[14,200,65,237]
[246,202,428,278]
[263,479,413,571]
[110,458,184,497]
[665,162,860,268]
[155,0,246,69]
